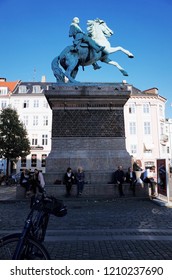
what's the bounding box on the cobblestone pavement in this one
[1,186,172,259]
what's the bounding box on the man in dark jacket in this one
[126,167,137,196]
[113,166,126,197]
[63,167,75,197]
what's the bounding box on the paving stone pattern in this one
[1,193,172,260]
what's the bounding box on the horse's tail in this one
[51,56,66,82]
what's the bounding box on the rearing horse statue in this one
[51,18,134,83]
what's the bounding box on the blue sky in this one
[0,0,172,117]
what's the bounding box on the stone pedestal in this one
[45,83,131,184]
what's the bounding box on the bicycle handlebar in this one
[30,193,67,217]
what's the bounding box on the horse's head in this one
[97,19,114,37]
[87,19,113,39]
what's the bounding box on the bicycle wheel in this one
[0,233,50,260]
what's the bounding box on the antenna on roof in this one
[33,67,36,82]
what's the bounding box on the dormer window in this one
[32,85,41,93]
[19,86,27,93]
[0,87,8,95]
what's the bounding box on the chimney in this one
[0,78,6,82]
[41,75,46,82]
[143,88,159,95]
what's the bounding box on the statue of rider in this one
[69,17,105,70]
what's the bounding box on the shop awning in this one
[144,142,154,150]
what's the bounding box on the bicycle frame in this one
[1,192,67,260]
[12,197,50,259]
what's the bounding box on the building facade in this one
[0,79,52,173]
[124,85,167,171]
[0,78,20,173]
[164,118,172,170]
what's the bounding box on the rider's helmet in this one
[73,17,79,24]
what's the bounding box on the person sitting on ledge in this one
[113,165,126,197]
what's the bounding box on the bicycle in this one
[0,191,67,260]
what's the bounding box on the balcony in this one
[160,134,168,142]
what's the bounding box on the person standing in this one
[75,167,85,196]
[113,165,126,197]
[20,169,31,196]
[32,169,45,194]
[126,167,137,196]
[63,167,75,197]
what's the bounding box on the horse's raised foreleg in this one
[106,46,134,58]
[101,57,128,76]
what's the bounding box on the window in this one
[165,125,168,134]
[1,100,7,109]
[31,154,37,167]
[43,116,48,126]
[0,87,8,95]
[21,157,26,168]
[32,85,41,93]
[41,154,47,167]
[22,116,29,126]
[144,122,151,135]
[33,99,39,107]
[129,122,136,135]
[42,134,48,145]
[143,103,150,114]
[161,145,166,154]
[160,123,164,135]
[23,100,29,108]
[19,86,27,93]
[159,105,163,117]
[33,116,38,126]
[43,100,49,108]
[129,103,135,114]
[32,134,38,145]
[130,144,137,154]
[13,99,20,109]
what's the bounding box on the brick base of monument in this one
[45,83,132,185]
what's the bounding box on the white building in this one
[12,81,52,173]
[0,78,20,173]
[124,85,167,170]
[164,118,172,169]
[0,79,52,173]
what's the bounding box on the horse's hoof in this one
[128,54,134,58]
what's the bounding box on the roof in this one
[13,81,53,95]
[0,80,20,92]
[142,88,159,94]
